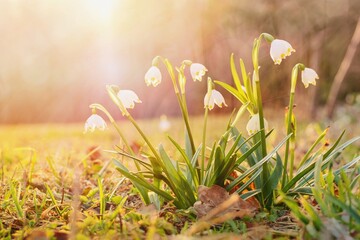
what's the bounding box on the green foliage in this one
[279,164,360,239]
[85,32,359,238]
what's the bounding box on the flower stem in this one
[282,64,303,185]
[89,103,139,170]
[252,34,270,208]
[160,57,196,156]
[201,106,209,184]
[126,115,161,161]
[179,93,196,155]
[126,114,163,189]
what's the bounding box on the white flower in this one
[204,89,227,110]
[246,114,269,135]
[301,68,318,88]
[190,63,207,81]
[117,90,142,109]
[84,114,107,133]
[270,39,295,65]
[145,66,162,87]
[159,115,171,132]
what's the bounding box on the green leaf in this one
[113,160,151,204]
[300,197,322,231]
[226,134,291,191]
[214,81,248,104]
[113,147,152,170]
[312,188,332,217]
[297,143,360,188]
[287,187,313,195]
[298,127,328,167]
[185,130,193,160]
[240,189,261,200]
[230,54,247,103]
[314,155,323,189]
[284,136,360,192]
[168,136,199,187]
[158,145,197,206]
[263,153,283,202]
[115,162,174,202]
[350,174,360,190]
[235,168,262,194]
[230,53,242,92]
[240,58,255,105]
[323,192,360,223]
[278,192,309,225]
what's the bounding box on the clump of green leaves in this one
[87,33,359,217]
[278,162,360,238]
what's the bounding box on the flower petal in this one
[145,66,162,87]
[212,90,227,108]
[301,68,318,88]
[84,114,107,133]
[117,90,142,109]
[246,114,268,135]
[204,90,227,110]
[270,39,295,65]
[190,63,207,81]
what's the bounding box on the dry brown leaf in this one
[193,185,259,219]
[86,145,102,161]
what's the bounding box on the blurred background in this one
[0,0,359,124]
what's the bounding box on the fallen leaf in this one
[86,146,102,161]
[193,185,259,219]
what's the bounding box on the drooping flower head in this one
[190,63,207,81]
[145,66,162,87]
[84,113,107,133]
[246,113,269,135]
[301,67,318,88]
[204,89,227,110]
[117,90,142,109]
[270,39,295,65]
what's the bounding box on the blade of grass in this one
[45,184,62,216]
[10,182,24,219]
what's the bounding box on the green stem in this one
[201,106,209,184]
[252,35,268,158]
[253,36,269,208]
[90,103,139,170]
[180,93,196,155]
[126,115,161,161]
[282,64,303,185]
[127,114,162,189]
[283,91,294,185]
[158,57,196,155]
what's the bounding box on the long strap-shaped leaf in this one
[296,139,360,189]
[168,136,199,187]
[114,160,178,204]
[283,136,360,192]
[226,134,291,191]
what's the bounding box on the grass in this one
[0,113,359,239]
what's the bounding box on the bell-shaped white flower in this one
[159,114,171,132]
[190,63,207,81]
[145,66,162,87]
[117,90,142,109]
[204,89,227,110]
[246,113,269,135]
[84,114,107,133]
[270,39,295,65]
[301,67,318,88]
